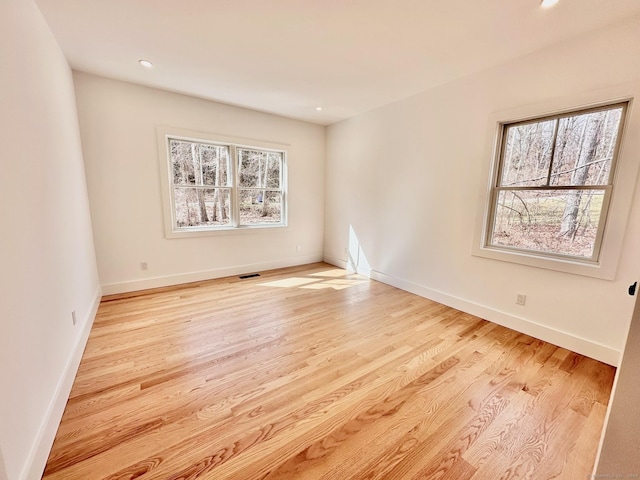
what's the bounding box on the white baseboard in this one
[23,286,102,480]
[368,269,620,366]
[101,255,324,295]
[323,254,373,276]
[322,256,620,366]
[323,255,349,271]
[17,257,620,479]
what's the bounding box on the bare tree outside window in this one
[488,103,626,261]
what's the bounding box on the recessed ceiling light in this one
[540,0,559,8]
[316,107,323,111]
[138,59,153,69]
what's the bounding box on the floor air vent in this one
[239,273,260,279]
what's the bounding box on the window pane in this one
[267,152,281,188]
[550,107,623,186]
[200,145,230,186]
[239,190,282,225]
[170,140,197,185]
[238,149,282,189]
[171,140,230,187]
[174,187,231,227]
[499,120,555,187]
[490,189,605,258]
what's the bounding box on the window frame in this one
[157,126,288,238]
[486,102,628,264]
[472,94,637,280]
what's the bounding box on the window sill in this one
[165,223,288,239]
[471,243,614,280]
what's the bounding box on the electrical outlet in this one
[516,293,527,306]
[72,310,77,326]
[140,262,148,271]
[296,245,301,252]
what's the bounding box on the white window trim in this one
[156,126,289,238]
[472,89,638,280]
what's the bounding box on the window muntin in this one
[487,103,627,262]
[166,136,286,232]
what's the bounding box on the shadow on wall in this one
[347,225,371,277]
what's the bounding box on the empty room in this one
[3,0,640,479]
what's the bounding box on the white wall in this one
[325,15,640,365]
[0,1,101,479]
[73,73,326,294]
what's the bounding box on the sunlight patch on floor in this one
[309,269,354,278]
[259,269,368,291]
[301,279,367,290]
[258,277,321,288]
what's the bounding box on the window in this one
[471,93,640,280]
[485,102,627,263]
[157,128,287,237]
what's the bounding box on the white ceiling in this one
[34,0,640,125]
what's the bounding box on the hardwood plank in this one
[43,262,615,479]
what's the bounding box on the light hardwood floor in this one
[43,263,615,479]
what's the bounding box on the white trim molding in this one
[323,256,620,366]
[472,84,640,280]
[371,269,620,366]
[24,286,102,480]
[102,255,324,295]
[156,125,290,239]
